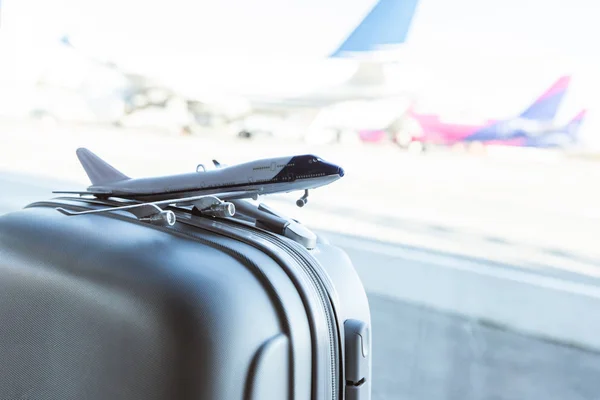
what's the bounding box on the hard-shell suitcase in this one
[0,195,371,400]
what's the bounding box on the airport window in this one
[2,5,594,400]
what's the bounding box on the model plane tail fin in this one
[76,148,130,186]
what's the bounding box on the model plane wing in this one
[55,190,261,225]
[52,189,112,196]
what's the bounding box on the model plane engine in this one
[203,202,236,218]
[140,210,177,226]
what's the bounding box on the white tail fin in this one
[76,148,130,185]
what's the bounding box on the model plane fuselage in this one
[83,153,344,201]
[54,149,345,225]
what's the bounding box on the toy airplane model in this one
[53,148,345,226]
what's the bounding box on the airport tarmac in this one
[0,121,599,399]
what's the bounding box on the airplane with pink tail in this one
[401,75,586,150]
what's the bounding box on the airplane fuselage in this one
[89,154,344,201]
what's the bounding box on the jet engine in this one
[203,202,236,218]
[141,210,176,226]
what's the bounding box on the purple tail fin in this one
[566,109,587,137]
[518,75,571,121]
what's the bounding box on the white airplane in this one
[55,0,420,127]
[195,0,419,108]
[53,148,345,226]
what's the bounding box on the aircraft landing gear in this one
[296,190,309,207]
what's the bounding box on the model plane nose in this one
[338,167,345,177]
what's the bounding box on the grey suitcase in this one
[0,195,371,400]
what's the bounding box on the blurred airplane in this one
[241,0,420,107]
[483,109,587,149]
[402,75,578,150]
[57,0,421,138]
[0,34,133,125]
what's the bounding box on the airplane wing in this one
[57,203,166,218]
[55,190,260,225]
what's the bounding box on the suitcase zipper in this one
[32,198,342,400]
[176,213,342,400]
[252,231,342,400]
